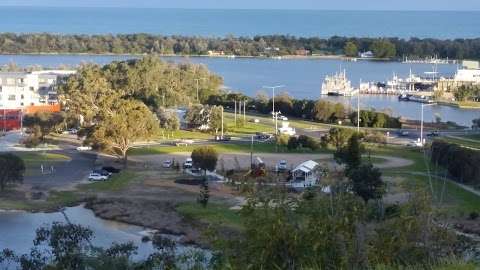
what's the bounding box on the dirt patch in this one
[85,197,205,245]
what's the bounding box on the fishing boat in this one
[321,70,358,96]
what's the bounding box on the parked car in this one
[76,146,92,151]
[276,160,288,172]
[88,173,108,181]
[102,166,121,173]
[93,169,112,177]
[427,131,440,137]
[215,135,231,141]
[68,128,78,135]
[163,160,173,168]
[249,118,260,123]
[280,116,288,121]
[407,141,423,147]
[399,130,410,137]
[184,158,193,169]
[255,132,272,140]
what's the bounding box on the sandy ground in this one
[131,152,413,171]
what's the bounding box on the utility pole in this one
[357,79,361,133]
[250,135,254,169]
[263,85,285,135]
[243,99,246,124]
[234,100,237,126]
[221,105,224,138]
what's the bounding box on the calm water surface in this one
[0,7,479,38]
[1,54,478,126]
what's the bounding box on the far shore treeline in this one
[1,33,480,60]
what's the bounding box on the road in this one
[23,147,97,191]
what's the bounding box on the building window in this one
[20,102,24,106]
[21,94,24,99]
[8,95,15,101]
[29,86,34,91]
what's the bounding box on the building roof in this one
[292,160,319,173]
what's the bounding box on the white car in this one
[280,116,288,121]
[184,158,193,169]
[88,173,108,181]
[277,160,288,171]
[76,146,92,151]
[407,141,423,148]
[162,160,173,168]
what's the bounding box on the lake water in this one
[2,54,478,126]
[0,205,202,267]
[0,7,479,39]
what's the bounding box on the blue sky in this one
[1,0,479,10]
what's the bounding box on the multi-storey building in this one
[0,70,75,131]
[0,70,75,110]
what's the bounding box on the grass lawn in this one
[176,202,243,229]
[129,142,331,155]
[440,137,480,149]
[78,171,139,192]
[15,152,71,166]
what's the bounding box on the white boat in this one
[321,70,358,96]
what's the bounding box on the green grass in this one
[129,142,330,155]
[176,202,243,229]
[440,137,480,149]
[16,152,71,166]
[366,144,427,172]
[78,171,139,192]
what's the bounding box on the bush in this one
[469,211,479,220]
[297,135,320,150]
[431,140,480,185]
[287,136,299,150]
[23,135,41,148]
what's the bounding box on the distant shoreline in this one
[0,52,396,62]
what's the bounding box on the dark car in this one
[102,166,121,174]
[427,131,440,137]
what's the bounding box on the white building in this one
[0,70,76,110]
[291,160,320,189]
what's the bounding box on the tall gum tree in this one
[91,99,159,167]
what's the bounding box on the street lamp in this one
[421,103,437,145]
[263,85,285,135]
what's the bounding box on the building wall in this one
[0,71,74,110]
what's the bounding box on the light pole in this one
[421,103,436,145]
[263,85,285,135]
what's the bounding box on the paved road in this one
[23,148,97,191]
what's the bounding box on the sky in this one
[1,0,479,10]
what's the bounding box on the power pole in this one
[234,100,237,126]
[357,79,361,133]
[221,106,224,137]
[243,99,246,123]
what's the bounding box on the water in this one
[0,206,194,262]
[0,54,478,126]
[0,7,479,38]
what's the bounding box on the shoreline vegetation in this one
[1,33,480,60]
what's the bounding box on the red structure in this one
[0,109,22,131]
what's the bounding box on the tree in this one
[344,41,358,57]
[191,146,219,174]
[349,163,385,202]
[0,153,25,191]
[198,179,210,208]
[324,128,355,149]
[23,112,66,142]
[287,136,299,150]
[334,133,363,174]
[370,39,396,59]
[90,99,159,167]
